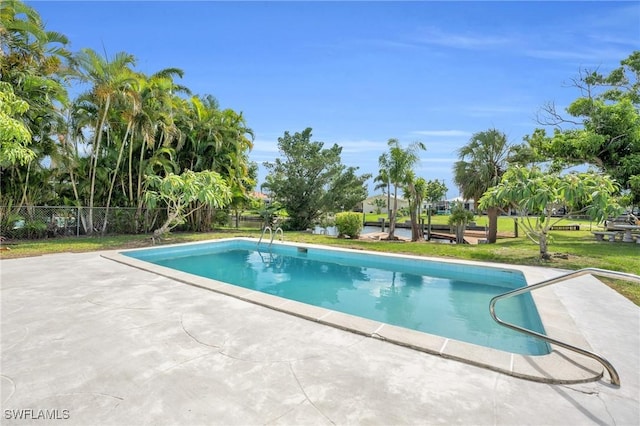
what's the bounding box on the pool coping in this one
[102,237,604,385]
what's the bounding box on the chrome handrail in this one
[257,226,284,247]
[271,227,284,245]
[257,226,272,246]
[490,268,640,386]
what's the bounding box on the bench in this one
[550,224,580,231]
[592,231,619,242]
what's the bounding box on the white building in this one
[445,197,475,211]
[358,195,409,214]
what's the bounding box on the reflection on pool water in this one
[123,240,550,355]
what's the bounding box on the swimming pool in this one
[122,239,549,356]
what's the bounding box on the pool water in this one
[124,240,549,355]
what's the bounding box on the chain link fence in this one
[0,206,166,239]
[0,205,279,240]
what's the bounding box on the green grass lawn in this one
[365,213,602,234]
[1,220,638,305]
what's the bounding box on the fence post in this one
[77,206,80,237]
[514,218,518,238]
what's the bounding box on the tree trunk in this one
[386,181,391,223]
[127,127,136,203]
[88,96,111,235]
[456,224,466,244]
[154,207,181,238]
[487,206,499,243]
[102,122,133,236]
[409,189,422,242]
[388,187,398,239]
[539,232,550,259]
[410,202,419,242]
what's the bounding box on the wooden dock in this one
[360,230,487,244]
[429,232,486,245]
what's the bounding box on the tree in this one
[403,173,427,241]
[448,201,474,244]
[378,138,425,240]
[1,0,70,208]
[423,180,448,210]
[73,48,138,234]
[479,166,622,259]
[372,198,386,214]
[453,129,511,243]
[262,128,370,230]
[373,166,391,222]
[516,51,640,209]
[0,82,35,167]
[144,170,231,239]
[0,0,259,240]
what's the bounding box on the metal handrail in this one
[257,226,272,246]
[257,226,284,247]
[272,227,284,245]
[490,268,640,386]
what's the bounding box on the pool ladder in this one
[257,226,284,247]
[490,268,640,386]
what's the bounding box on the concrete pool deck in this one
[1,246,639,425]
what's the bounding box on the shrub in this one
[16,220,47,239]
[335,212,363,239]
[448,201,474,244]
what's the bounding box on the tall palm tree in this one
[373,165,391,222]
[453,128,511,243]
[0,0,71,209]
[0,0,71,68]
[101,78,143,234]
[73,48,137,234]
[403,173,427,241]
[128,68,185,220]
[379,138,426,240]
[174,97,254,231]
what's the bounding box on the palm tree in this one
[73,48,137,234]
[453,129,511,243]
[127,68,185,228]
[373,165,391,222]
[101,77,144,234]
[404,174,427,241]
[378,138,426,240]
[0,0,71,68]
[0,0,71,209]
[174,97,254,231]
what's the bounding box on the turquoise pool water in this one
[124,240,549,355]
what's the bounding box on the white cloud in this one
[462,105,530,118]
[411,130,471,137]
[414,27,512,50]
[336,139,388,154]
[420,157,457,164]
[523,47,630,63]
[251,138,279,154]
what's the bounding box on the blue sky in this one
[31,1,640,198]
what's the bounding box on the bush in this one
[448,202,474,244]
[335,212,363,239]
[16,220,47,239]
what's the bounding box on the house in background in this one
[358,195,474,215]
[358,195,409,214]
[251,191,271,204]
[447,197,475,211]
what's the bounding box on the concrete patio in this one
[1,250,639,425]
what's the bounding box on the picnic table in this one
[612,224,640,243]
